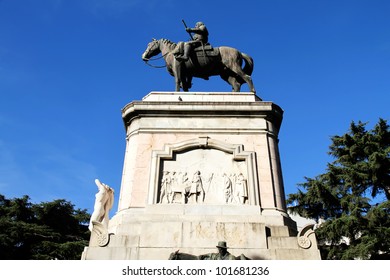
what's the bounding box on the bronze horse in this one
[168,250,251,260]
[142,38,256,93]
[169,250,199,260]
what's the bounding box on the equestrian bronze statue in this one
[141,21,256,93]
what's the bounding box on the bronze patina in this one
[142,21,256,93]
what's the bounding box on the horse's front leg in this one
[184,76,193,91]
[182,77,190,92]
[174,75,181,92]
[173,61,183,92]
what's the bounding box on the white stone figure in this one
[222,173,233,203]
[180,172,190,204]
[169,171,186,204]
[189,170,204,203]
[204,173,214,193]
[89,179,114,231]
[229,173,236,186]
[227,173,236,203]
[169,171,178,203]
[235,173,248,204]
[160,171,172,203]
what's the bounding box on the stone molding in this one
[121,92,283,136]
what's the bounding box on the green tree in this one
[0,194,90,260]
[287,118,390,260]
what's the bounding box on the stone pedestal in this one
[81,92,321,260]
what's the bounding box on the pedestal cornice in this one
[121,92,283,131]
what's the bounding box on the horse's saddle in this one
[193,44,220,57]
[173,42,220,58]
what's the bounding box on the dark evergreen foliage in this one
[287,119,390,259]
[0,194,90,260]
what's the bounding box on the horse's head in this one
[168,250,180,260]
[142,38,161,61]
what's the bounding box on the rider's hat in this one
[216,241,228,249]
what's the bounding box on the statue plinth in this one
[81,91,321,260]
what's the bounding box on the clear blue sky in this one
[1,0,389,214]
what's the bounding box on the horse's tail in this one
[241,52,254,76]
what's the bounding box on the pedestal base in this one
[82,205,320,260]
[82,92,321,260]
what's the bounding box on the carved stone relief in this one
[158,169,249,205]
[155,141,251,205]
[148,137,259,206]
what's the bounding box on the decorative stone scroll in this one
[90,221,112,247]
[148,137,259,206]
[297,224,316,249]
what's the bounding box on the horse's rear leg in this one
[221,73,241,92]
[223,56,256,93]
[228,76,241,92]
[231,66,256,93]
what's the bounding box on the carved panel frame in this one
[147,137,260,206]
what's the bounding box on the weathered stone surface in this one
[81,92,321,260]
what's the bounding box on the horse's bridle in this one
[143,39,168,68]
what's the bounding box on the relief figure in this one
[189,170,205,203]
[160,171,173,203]
[235,173,248,204]
[222,173,233,204]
